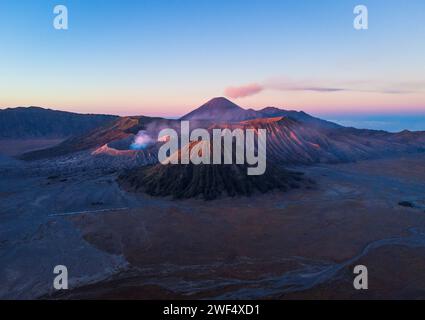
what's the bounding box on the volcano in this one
[118,136,313,201]
[119,162,313,200]
[181,97,258,122]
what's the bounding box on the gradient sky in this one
[0,0,424,123]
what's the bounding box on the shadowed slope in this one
[119,162,312,200]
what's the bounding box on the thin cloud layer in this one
[224,79,346,99]
[224,78,422,99]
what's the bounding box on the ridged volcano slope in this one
[118,162,313,200]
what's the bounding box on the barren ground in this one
[1,155,425,299]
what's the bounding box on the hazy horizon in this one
[2,99,425,132]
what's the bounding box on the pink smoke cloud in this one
[224,83,264,99]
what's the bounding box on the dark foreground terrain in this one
[1,154,425,299]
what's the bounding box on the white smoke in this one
[130,130,154,150]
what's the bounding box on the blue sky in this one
[0,0,424,130]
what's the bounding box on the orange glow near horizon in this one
[1,89,424,117]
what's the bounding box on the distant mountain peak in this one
[205,97,241,107]
[181,97,251,121]
[198,97,244,111]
